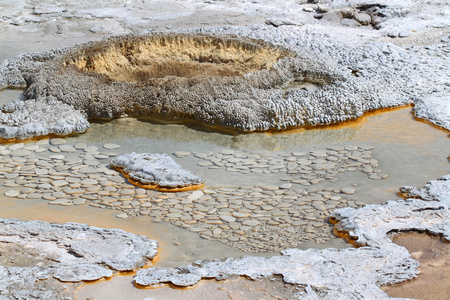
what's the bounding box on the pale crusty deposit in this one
[0,218,158,299]
[0,97,89,140]
[110,152,204,191]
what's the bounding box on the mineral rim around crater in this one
[110,152,205,191]
[0,31,415,140]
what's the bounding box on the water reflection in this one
[78,113,364,152]
[75,106,447,153]
[0,88,24,106]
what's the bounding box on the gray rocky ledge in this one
[135,175,450,299]
[0,218,158,299]
[110,152,204,190]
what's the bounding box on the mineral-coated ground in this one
[0,0,449,299]
[135,176,450,299]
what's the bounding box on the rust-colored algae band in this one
[329,217,365,248]
[112,166,205,192]
[65,34,294,82]
[0,132,84,144]
[411,108,450,134]
[263,105,414,135]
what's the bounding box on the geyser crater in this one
[65,34,294,82]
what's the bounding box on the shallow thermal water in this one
[77,106,450,202]
[75,107,449,298]
[1,76,449,298]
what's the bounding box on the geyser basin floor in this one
[0,0,449,298]
[0,106,448,255]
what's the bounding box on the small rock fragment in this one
[341,187,356,195]
[354,13,371,25]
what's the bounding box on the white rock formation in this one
[0,218,158,299]
[111,152,204,189]
[0,97,90,140]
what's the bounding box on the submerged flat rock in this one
[111,152,204,191]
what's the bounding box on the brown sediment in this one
[66,34,293,82]
[397,189,410,199]
[112,166,205,192]
[382,232,450,300]
[75,274,118,293]
[0,86,25,91]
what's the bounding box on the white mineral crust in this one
[0,218,158,298]
[111,152,204,188]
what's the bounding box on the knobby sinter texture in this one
[0,31,416,139]
[0,219,158,299]
[110,152,205,191]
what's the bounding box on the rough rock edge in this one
[0,97,90,140]
[134,175,449,299]
[412,96,450,130]
[110,152,204,190]
[180,25,450,131]
[0,218,158,299]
